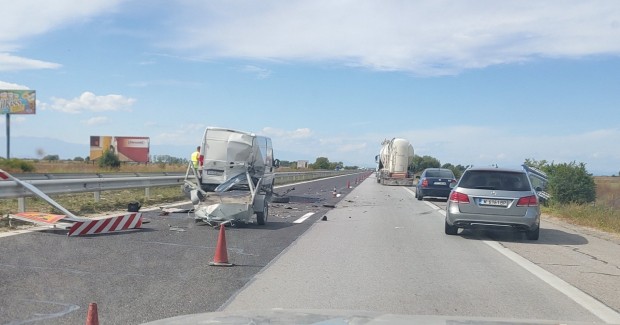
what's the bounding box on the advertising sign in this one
[0,90,36,114]
[90,136,150,163]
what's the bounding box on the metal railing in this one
[0,170,357,212]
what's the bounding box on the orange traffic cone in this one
[85,302,99,325]
[210,224,233,267]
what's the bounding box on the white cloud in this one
[338,142,367,153]
[82,116,109,126]
[239,65,272,79]
[165,1,620,75]
[152,123,206,145]
[0,53,61,71]
[0,80,30,89]
[0,0,123,71]
[267,126,620,175]
[262,127,312,139]
[47,91,136,114]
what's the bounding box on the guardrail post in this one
[94,191,101,202]
[18,197,26,212]
[145,187,151,199]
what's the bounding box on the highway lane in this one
[223,175,620,323]
[0,172,370,325]
[423,195,620,317]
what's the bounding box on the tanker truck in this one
[375,138,415,186]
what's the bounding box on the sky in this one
[1,0,619,175]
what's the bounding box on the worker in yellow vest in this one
[191,146,200,169]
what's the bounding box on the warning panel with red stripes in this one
[68,213,143,237]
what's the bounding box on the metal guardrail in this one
[0,170,357,212]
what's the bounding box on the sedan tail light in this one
[517,195,538,207]
[449,191,470,204]
[421,179,429,188]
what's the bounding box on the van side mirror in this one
[274,159,280,168]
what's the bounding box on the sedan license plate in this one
[479,199,509,207]
[434,182,447,186]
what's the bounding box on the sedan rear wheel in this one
[445,219,458,235]
[525,225,539,240]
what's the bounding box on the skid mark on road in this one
[8,299,80,325]
[0,262,146,278]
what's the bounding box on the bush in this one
[0,158,35,172]
[547,162,596,204]
[98,150,121,169]
[524,159,596,205]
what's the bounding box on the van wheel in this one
[445,219,458,235]
[256,205,268,225]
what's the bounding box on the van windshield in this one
[214,172,248,192]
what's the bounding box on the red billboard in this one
[90,136,150,163]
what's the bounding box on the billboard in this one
[90,136,150,163]
[0,90,36,114]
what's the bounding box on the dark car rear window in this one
[425,169,455,178]
[458,171,531,191]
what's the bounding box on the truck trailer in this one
[375,138,415,186]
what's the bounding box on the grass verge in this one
[543,203,620,235]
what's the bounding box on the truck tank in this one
[376,138,414,186]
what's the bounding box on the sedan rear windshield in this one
[425,169,455,178]
[458,171,531,191]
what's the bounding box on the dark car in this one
[415,168,457,201]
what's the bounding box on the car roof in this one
[423,168,451,171]
[465,166,525,173]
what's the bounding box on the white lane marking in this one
[424,200,440,210]
[484,240,620,324]
[293,212,315,224]
[403,187,444,212]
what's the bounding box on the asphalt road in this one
[223,176,620,324]
[0,172,370,325]
[3,172,620,324]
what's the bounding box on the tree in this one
[277,160,293,168]
[43,154,60,162]
[441,163,466,178]
[411,155,440,174]
[311,157,331,170]
[98,150,121,169]
[73,156,84,162]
